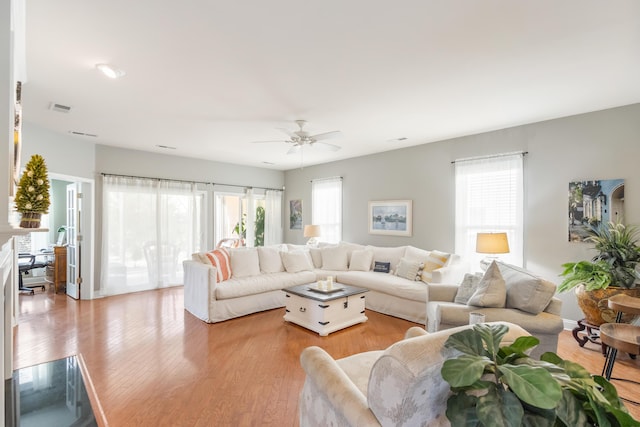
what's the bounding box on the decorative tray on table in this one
[308,285,344,294]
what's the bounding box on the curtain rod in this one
[451,151,528,164]
[310,176,343,182]
[100,172,284,192]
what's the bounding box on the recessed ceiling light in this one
[95,63,126,79]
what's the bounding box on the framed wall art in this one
[289,199,302,230]
[368,200,412,236]
[568,179,624,242]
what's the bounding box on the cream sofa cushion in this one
[321,246,349,271]
[497,262,557,314]
[309,248,323,268]
[257,246,285,273]
[349,249,373,271]
[230,248,260,278]
[339,241,366,263]
[281,250,314,273]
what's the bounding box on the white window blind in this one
[312,177,342,244]
[455,153,524,268]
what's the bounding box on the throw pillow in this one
[230,248,261,278]
[338,241,365,263]
[404,246,431,263]
[204,248,232,282]
[321,246,349,271]
[367,245,406,272]
[395,257,423,281]
[373,261,391,273]
[349,249,373,271]
[420,250,451,282]
[454,272,484,304]
[257,246,284,273]
[309,248,323,268]
[467,261,507,308]
[497,262,557,314]
[281,250,314,273]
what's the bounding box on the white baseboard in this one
[563,318,577,331]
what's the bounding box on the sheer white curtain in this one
[312,177,342,244]
[454,153,524,268]
[245,188,256,247]
[101,175,203,296]
[264,190,283,246]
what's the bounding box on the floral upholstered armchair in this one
[298,322,530,427]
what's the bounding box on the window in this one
[454,153,524,268]
[312,177,342,244]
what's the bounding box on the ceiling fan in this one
[253,120,342,155]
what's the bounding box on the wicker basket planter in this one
[19,212,43,228]
[575,283,640,326]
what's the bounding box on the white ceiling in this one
[22,1,640,170]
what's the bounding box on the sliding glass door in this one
[213,188,282,247]
[101,176,205,296]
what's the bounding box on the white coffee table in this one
[283,283,368,336]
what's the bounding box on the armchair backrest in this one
[367,322,530,427]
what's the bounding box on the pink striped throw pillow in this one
[205,248,232,282]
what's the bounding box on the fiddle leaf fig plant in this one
[441,323,639,427]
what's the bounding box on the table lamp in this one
[304,225,321,247]
[476,232,510,270]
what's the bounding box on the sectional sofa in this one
[183,242,467,324]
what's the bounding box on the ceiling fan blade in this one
[277,128,296,138]
[251,140,289,144]
[287,145,301,155]
[311,130,342,141]
[314,141,341,152]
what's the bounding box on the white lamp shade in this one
[303,225,321,238]
[476,232,510,254]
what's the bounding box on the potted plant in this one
[441,323,639,426]
[559,221,640,325]
[14,154,51,228]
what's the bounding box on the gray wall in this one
[284,103,640,321]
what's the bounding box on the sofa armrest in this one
[427,283,459,302]
[300,346,379,426]
[404,326,429,339]
[430,261,468,284]
[544,297,563,316]
[183,260,218,322]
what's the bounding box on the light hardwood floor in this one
[13,286,640,426]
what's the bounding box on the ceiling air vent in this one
[68,131,98,138]
[49,102,72,113]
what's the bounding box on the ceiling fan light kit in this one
[252,120,343,154]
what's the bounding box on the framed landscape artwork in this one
[289,199,302,230]
[368,200,412,236]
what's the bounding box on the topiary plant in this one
[15,154,51,228]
